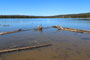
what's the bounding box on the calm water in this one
[0,18,90,60]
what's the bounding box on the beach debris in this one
[52,25,58,28]
[0,44,52,54]
[58,25,63,30]
[34,24,43,32]
[38,24,42,30]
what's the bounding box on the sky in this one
[0,0,90,16]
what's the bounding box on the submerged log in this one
[0,44,52,54]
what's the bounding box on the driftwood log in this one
[0,29,34,35]
[0,30,21,35]
[63,27,90,34]
[0,26,90,35]
[0,44,52,54]
[0,27,51,35]
[52,26,90,34]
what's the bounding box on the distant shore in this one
[0,12,90,18]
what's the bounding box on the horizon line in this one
[0,12,90,16]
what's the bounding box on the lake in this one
[0,18,90,60]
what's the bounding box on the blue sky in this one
[0,0,90,16]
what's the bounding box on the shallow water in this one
[0,18,90,60]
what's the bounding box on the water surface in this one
[0,18,90,60]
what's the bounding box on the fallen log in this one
[52,26,90,34]
[0,30,21,35]
[0,29,33,35]
[0,44,52,54]
[1,26,90,35]
[63,27,90,34]
[0,27,51,35]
